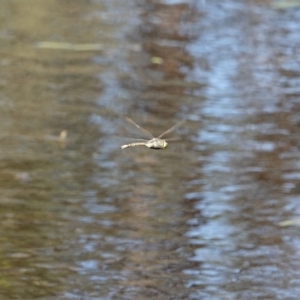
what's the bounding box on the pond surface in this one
[1,0,300,299]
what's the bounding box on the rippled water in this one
[1,0,300,299]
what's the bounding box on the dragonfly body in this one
[121,138,167,150]
[120,117,183,150]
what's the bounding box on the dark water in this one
[1,0,300,299]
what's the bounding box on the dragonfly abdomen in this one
[120,142,147,149]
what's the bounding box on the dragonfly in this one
[120,117,184,150]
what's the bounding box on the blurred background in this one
[1,0,300,299]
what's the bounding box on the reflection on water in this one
[1,0,300,299]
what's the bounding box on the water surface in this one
[1,0,300,299]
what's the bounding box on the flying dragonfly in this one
[120,117,184,150]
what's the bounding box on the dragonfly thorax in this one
[146,138,168,150]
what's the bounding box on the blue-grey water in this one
[1,1,300,299]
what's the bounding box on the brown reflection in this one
[114,2,199,298]
[124,1,197,118]
[140,2,194,76]
[0,0,110,298]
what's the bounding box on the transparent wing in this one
[158,120,185,139]
[115,135,149,142]
[164,137,181,142]
[125,117,154,139]
[124,137,150,142]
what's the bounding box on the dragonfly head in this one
[163,140,168,149]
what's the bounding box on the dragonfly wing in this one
[125,117,154,139]
[158,120,185,139]
[164,137,181,142]
[124,138,149,142]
